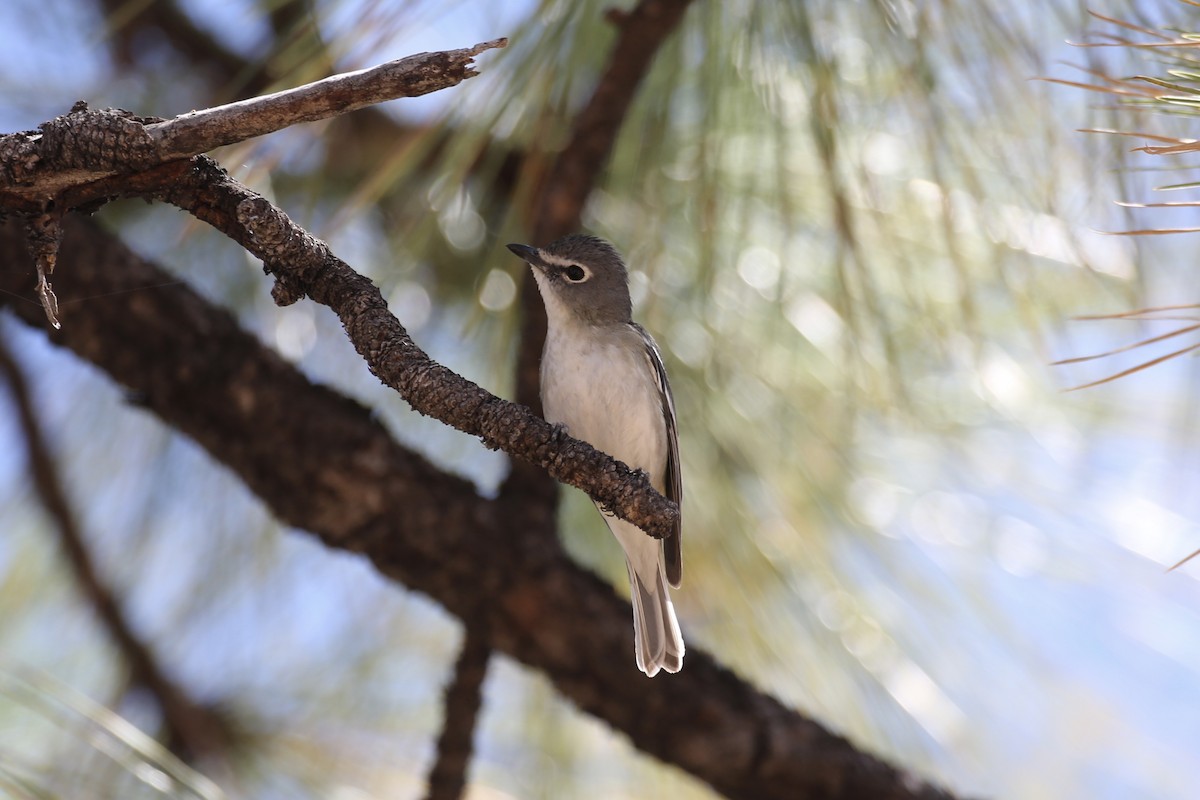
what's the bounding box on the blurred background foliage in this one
[2,0,1200,798]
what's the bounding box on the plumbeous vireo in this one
[507,234,684,677]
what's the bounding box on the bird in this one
[507,234,684,676]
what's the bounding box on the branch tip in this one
[466,38,508,57]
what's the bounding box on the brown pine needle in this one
[1070,40,1200,49]
[1108,316,1200,322]
[1168,548,1200,571]
[1115,200,1200,207]
[1087,10,1174,41]
[1134,75,1200,96]
[1080,128,1195,144]
[1064,342,1200,391]
[1104,227,1200,235]
[1073,304,1200,320]
[1035,77,1156,98]
[1056,61,1149,87]
[1085,317,1200,324]
[1153,181,1200,191]
[1135,141,1200,155]
[1051,324,1200,365]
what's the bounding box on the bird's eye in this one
[564,265,587,282]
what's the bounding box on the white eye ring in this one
[564,264,589,282]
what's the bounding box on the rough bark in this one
[0,40,505,205]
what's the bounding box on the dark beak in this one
[506,243,544,269]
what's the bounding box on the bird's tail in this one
[626,558,684,677]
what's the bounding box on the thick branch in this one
[0,331,226,761]
[0,41,505,204]
[0,217,958,800]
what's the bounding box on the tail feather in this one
[627,560,684,677]
[606,513,685,676]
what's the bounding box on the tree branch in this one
[0,40,505,205]
[0,330,227,761]
[423,625,490,800]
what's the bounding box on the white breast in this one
[541,323,668,488]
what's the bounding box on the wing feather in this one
[631,323,683,587]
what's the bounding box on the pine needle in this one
[1115,199,1200,207]
[1051,324,1200,365]
[1102,227,1200,235]
[1073,304,1200,320]
[1080,128,1195,144]
[1086,10,1173,41]
[1064,342,1200,391]
[1168,548,1200,571]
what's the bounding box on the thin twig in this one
[423,625,490,800]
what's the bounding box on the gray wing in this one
[631,323,682,588]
